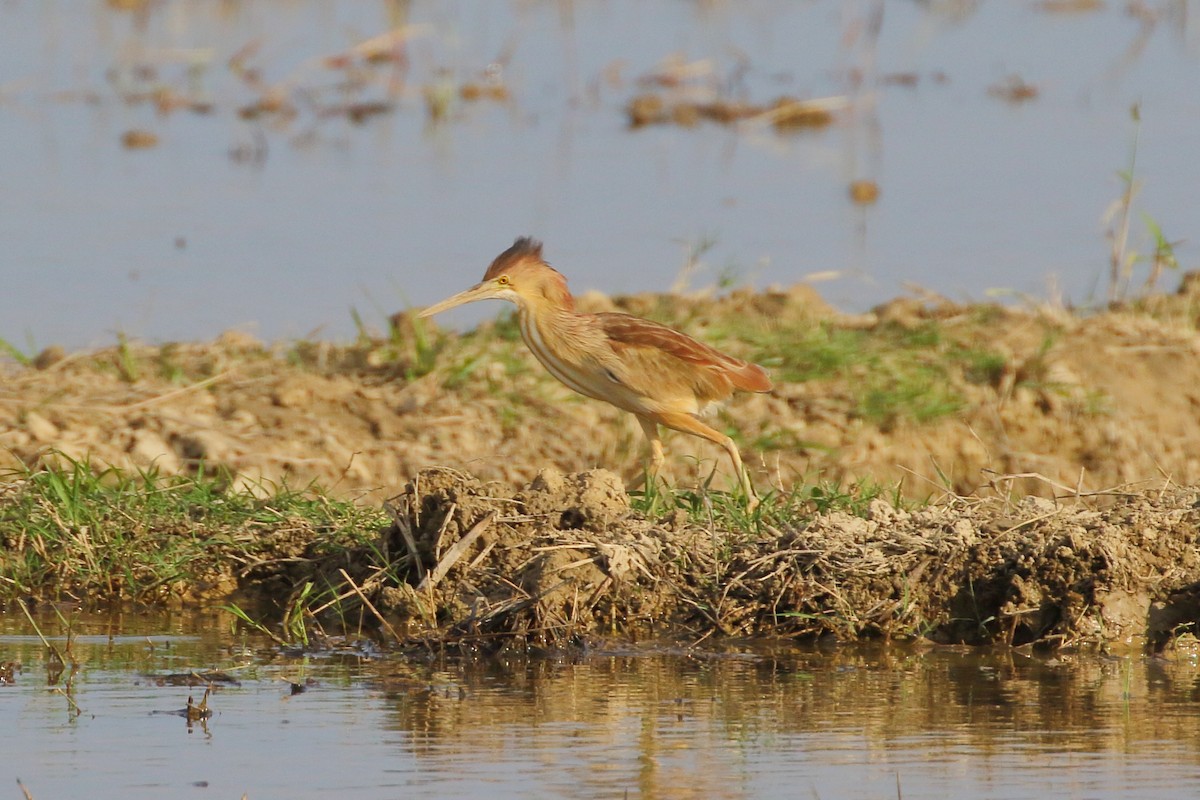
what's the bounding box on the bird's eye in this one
[496,275,510,285]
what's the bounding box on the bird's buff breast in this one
[516,310,701,417]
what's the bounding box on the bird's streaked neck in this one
[515,304,600,400]
[514,300,567,343]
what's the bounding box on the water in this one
[4,611,1200,799]
[1,1,1198,349]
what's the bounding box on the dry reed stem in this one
[51,686,83,716]
[418,512,494,591]
[338,568,402,642]
[981,469,1146,500]
[309,561,397,616]
[463,540,498,574]
[386,501,425,583]
[17,600,67,667]
[0,371,231,413]
[430,502,457,561]
[546,557,599,577]
[999,509,1063,534]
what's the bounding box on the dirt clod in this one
[518,468,630,531]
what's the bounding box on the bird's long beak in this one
[419,282,502,318]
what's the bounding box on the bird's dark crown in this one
[484,236,545,280]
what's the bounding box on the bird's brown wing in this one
[594,313,772,401]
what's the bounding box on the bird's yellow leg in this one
[653,411,759,509]
[637,416,665,488]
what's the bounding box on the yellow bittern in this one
[420,237,773,502]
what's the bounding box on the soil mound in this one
[356,468,1200,652]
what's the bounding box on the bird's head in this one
[420,237,574,318]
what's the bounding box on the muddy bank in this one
[311,467,1200,652]
[4,284,1200,649]
[3,459,1199,651]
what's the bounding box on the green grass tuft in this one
[0,454,386,604]
[630,471,899,532]
[0,336,34,367]
[702,316,1011,429]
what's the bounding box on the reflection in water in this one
[371,643,1200,799]
[4,613,1200,798]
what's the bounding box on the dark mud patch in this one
[328,468,1200,653]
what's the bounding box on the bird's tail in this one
[729,361,773,393]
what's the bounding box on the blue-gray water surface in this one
[2,1,1198,349]
[4,611,1200,799]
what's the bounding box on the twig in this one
[386,502,425,583]
[982,469,1144,499]
[530,543,597,552]
[547,557,599,576]
[0,371,230,412]
[418,513,494,591]
[999,509,1062,535]
[118,372,231,412]
[463,539,497,574]
[337,568,402,642]
[431,502,457,561]
[309,561,398,616]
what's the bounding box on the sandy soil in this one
[4,280,1200,501]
